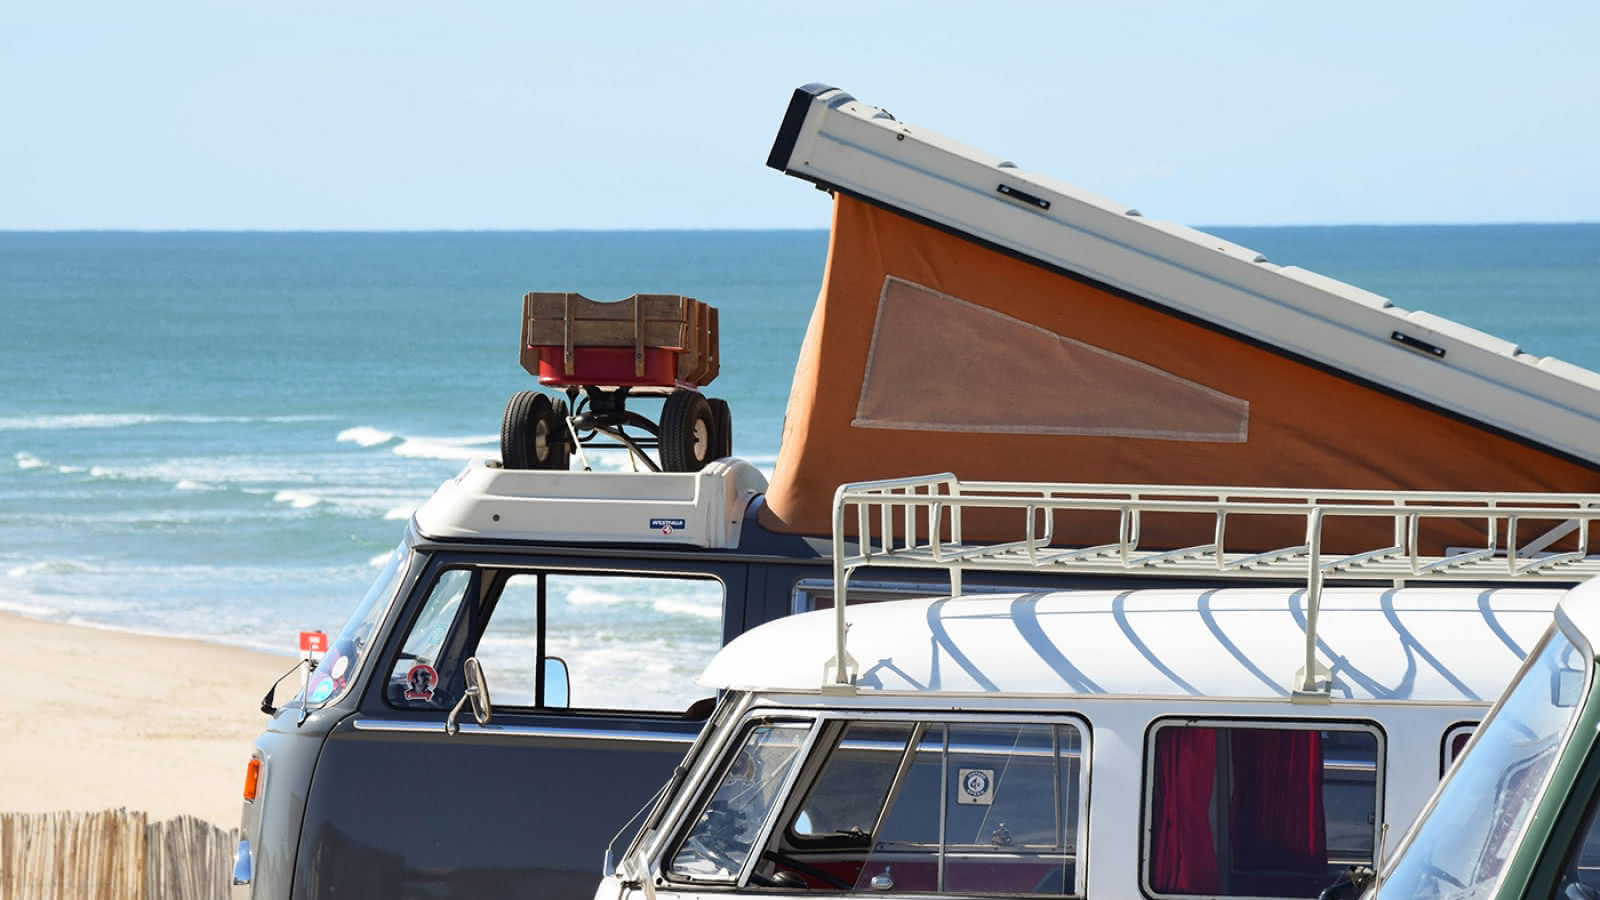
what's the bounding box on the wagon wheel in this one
[659,389,714,472]
[501,391,570,470]
[707,397,733,461]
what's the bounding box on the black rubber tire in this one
[707,397,732,461]
[659,389,714,472]
[544,395,572,470]
[501,391,570,470]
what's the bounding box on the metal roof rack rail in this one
[824,473,1600,698]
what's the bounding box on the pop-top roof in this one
[765,84,1600,466]
[755,86,1600,548]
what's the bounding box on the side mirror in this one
[1318,865,1375,900]
[446,657,494,735]
[543,657,570,709]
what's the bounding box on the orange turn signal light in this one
[243,758,262,802]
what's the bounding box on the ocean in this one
[4,224,1599,674]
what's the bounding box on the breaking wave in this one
[337,426,397,447]
[0,413,332,431]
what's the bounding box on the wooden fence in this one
[0,811,235,900]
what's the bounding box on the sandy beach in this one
[2,612,292,828]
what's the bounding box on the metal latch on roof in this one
[821,622,858,696]
[1291,660,1333,704]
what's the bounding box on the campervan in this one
[591,475,1600,900]
[1334,576,1600,900]
[232,83,1600,899]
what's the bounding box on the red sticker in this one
[299,631,328,653]
[403,664,440,702]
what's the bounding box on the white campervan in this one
[593,474,1600,900]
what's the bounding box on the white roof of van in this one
[412,458,767,548]
[698,585,1564,704]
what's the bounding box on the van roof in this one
[1557,576,1600,656]
[698,585,1564,704]
[767,85,1600,469]
[412,458,768,548]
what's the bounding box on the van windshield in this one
[302,544,409,707]
[1377,627,1587,900]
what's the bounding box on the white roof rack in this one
[825,473,1600,697]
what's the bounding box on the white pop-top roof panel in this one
[698,585,1567,704]
[768,85,1600,466]
[412,458,768,548]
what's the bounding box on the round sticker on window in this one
[307,676,334,704]
[958,768,995,805]
[403,664,439,702]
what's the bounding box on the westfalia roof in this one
[699,585,1565,704]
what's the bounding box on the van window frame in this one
[790,576,1052,615]
[1140,715,1387,900]
[366,551,736,719]
[657,706,1093,896]
[1440,721,1477,776]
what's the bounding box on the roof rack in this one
[825,473,1600,698]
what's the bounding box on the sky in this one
[3,1,1598,231]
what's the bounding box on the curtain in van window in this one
[1228,730,1331,877]
[1150,728,1220,893]
[1228,730,1327,876]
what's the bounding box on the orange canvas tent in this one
[759,86,1600,552]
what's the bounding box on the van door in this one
[291,553,746,899]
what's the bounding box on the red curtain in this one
[1228,729,1327,874]
[1150,728,1220,893]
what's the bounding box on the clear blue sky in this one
[4,1,1597,230]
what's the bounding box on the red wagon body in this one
[520,291,719,392]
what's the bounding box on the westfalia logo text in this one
[649,518,688,534]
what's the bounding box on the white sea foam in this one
[383,506,414,520]
[652,596,721,620]
[563,584,630,607]
[57,464,85,474]
[0,413,177,431]
[273,490,321,509]
[6,559,93,577]
[337,426,396,447]
[392,434,498,461]
[0,598,61,617]
[15,452,46,469]
[0,412,336,431]
[175,479,213,491]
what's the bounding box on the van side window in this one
[1441,722,1476,775]
[385,567,723,714]
[690,716,1087,895]
[1144,721,1381,899]
[385,568,474,708]
[790,577,1030,615]
[669,721,813,882]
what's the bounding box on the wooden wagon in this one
[502,292,731,473]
